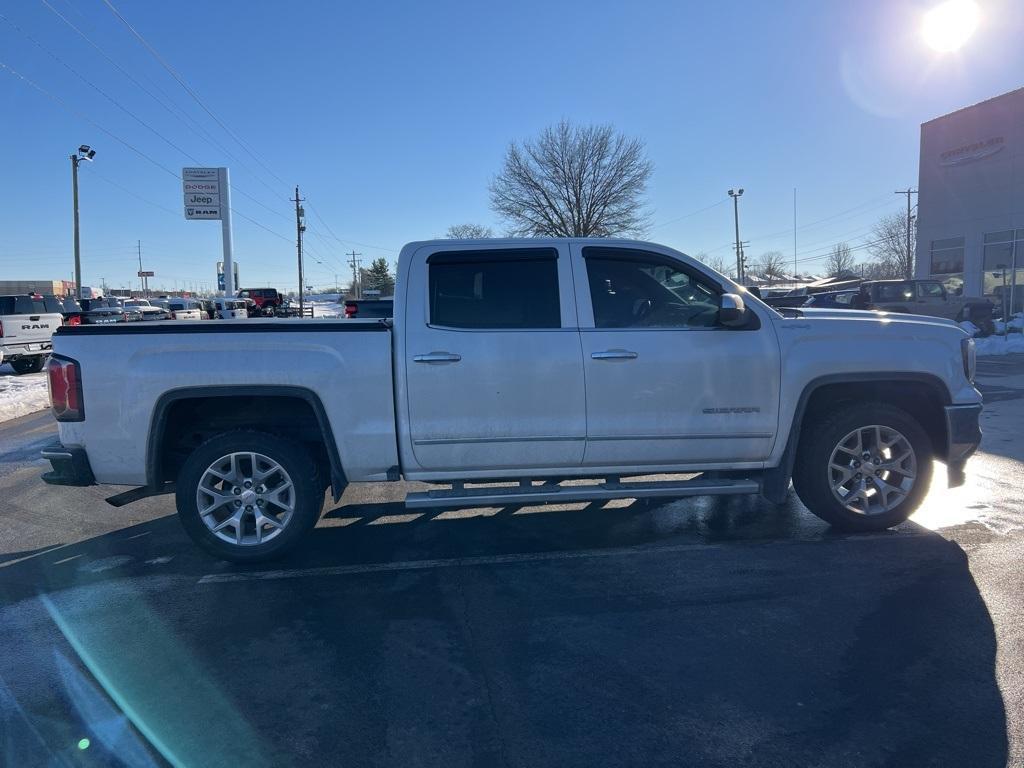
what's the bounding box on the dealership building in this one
[916,87,1024,311]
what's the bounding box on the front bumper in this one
[944,403,983,487]
[41,442,96,487]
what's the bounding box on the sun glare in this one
[922,0,980,52]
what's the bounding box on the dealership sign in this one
[939,136,1005,167]
[182,167,223,219]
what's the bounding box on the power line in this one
[650,199,729,230]
[100,0,291,191]
[0,59,180,178]
[0,12,204,164]
[305,200,399,253]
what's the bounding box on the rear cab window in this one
[428,248,561,329]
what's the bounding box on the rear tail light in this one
[170,311,177,320]
[68,315,82,326]
[0,319,4,337]
[344,303,357,318]
[47,355,84,422]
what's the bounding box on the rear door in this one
[403,244,586,472]
[572,244,780,467]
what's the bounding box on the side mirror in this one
[719,293,747,327]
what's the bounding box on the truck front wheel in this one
[176,430,324,562]
[792,402,932,532]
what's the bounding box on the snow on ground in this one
[310,301,344,318]
[974,334,1024,356]
[0,364,49,422]
[959,314,1024,356]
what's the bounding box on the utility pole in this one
[793,188,797,281]
[292,186,306,313]
[136,239,147,298]
[347,250,363,299]
[895,188,918,280]
[728,189,744,284]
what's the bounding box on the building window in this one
[930,237,964,275]
[982,230,1024,309]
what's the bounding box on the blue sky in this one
[1,0,1022,292]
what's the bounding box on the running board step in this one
[405,477,760,510]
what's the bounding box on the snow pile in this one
[974,334,1024,356]
[959,313,1024,356]
[0,364,50,422]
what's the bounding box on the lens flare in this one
[922,0,980,52]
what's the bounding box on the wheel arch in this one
[762,372,952,503]
[147,385,347,500]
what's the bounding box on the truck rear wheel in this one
[10,356,46,374]
[792,402,932,532]
[175,430,324,562]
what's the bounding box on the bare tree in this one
[445,223,493,239]
[868,212,915,279]
[755,251,788,285]
[694,251,732,277]
[826,242,856,276]
[490,121,652,237]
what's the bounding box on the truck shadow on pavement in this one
[0,494,1010,767]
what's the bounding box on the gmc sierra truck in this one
[41,239,982,562]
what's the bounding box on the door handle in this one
[29,315,40,321]
[413,352,462,363]
[591,350,638,360]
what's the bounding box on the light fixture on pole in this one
[71,145,96,298]
[728,188,744,283]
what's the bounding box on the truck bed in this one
[51,318,398,485]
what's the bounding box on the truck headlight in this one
[961,337,976,383]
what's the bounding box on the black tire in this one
[175,430,324,562]
[792,402,932,532]
[974,317,996,338]
[10,356,45,374]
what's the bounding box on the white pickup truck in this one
[41,239,982,561]
[1,294,63,373]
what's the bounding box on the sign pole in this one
[220,167,234,297]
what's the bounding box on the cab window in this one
[917,282,945,299]
[583,248,721,328]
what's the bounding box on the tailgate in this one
[0,312,61,345]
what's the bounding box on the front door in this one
[403,244,586,472]
[572,244,780,468]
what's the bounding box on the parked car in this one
[854,279,995,335]
[803,290,859,309]
[166,298,204,321]
[0,294,63,373]
[237,288,282,316]
[758,288,811,310]
[77,298,127,325]
[55,295,84,326]
[213,298,248,319]
[42,238,982,563]
[198,299,217,320]
[125,299,171,321]
[344,298,394,318]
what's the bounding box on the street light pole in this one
[70,145,96,298]
[71,154,81,298]
[728,188,745,283]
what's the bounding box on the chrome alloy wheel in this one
[828,425,917,516]
[196,452,295,545]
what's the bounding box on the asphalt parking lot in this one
[1,357,1022,767]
